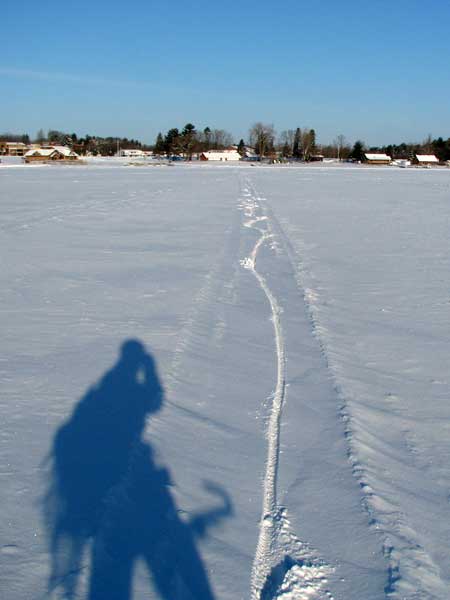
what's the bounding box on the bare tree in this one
[35,129,46,143]
[249,122,275,158]
[278,129,296,156]
[210,129,233,149]
[422,133,433,154]
[334,134,347,161]
[300,129,314,161]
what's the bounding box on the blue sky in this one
[2,0,450,145]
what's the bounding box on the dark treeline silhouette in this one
[44,339,232,599]
[4,126,450,160]
[0,132,30,144]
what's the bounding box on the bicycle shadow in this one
[44,339,232,599]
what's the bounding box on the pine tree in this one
[282,143,290,158]
[203,127,211,151]
[309,129,316,155]
[164,128,180,157]
[154,132,165,155]
[350,140,365,162]
[292,128,302,159]
[36,129,46,143]
[237,138,245,156]
[181,123,197,160]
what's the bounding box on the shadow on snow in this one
[44,339,232,599]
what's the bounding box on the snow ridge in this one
[239,179,332,600]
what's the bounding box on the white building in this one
[200,150,241,161]
[116,149,148,157]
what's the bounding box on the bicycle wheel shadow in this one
[44,339,232,599]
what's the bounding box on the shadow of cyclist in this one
[45,339,231,599]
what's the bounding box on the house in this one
[199,149,241,161]
[364,153,392,165]
[309,154,324,162]
[414,154,439,166]
[24,146,80,163]
[0,141,30,156]
[116,148,147,157]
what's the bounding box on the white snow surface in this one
[1,162,449,599]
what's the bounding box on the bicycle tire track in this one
[239,177,333,600]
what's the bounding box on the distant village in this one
[1,124,450,167]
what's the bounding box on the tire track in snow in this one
[239,177,332,600]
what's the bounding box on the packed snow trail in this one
[240,191,286,594]
[239,178,332,600]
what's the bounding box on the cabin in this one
[414,154,439,166]
[364,153,392,165]
[309,154,324,162]
[24,146,80,163]
[200,149,241,161]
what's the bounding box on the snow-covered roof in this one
[24,148,55,157]
[416,154,439,163]
[52,145,79,157]
[24,146,80,159]
[364,153,391,161]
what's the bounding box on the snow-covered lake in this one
[1,163,449,599]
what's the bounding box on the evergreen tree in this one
[282,143,290,158]
[432,137,446,161]
[181,123,197,160]
[237,138,246,156]
[309,129,316,155]
[350,140,365,161]
[203,127,211,151]
[154,132,165,155]
[36,129,46,143]
[292,128,302,159]
[164,128,180,157]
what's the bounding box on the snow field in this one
[1,163,449,599]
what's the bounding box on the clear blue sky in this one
[2,0,450,145]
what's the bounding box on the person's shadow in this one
[44,339,232,599]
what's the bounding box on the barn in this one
[364,153,392,165]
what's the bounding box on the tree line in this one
[0,130,150,156]
[2,127,450,161]
[365,135,450,162]
[345,135,450,162]
[153,123,322,160]
[153,125,234,158]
